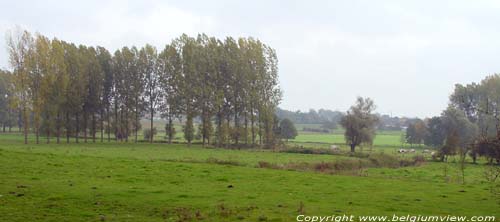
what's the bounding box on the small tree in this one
[400,132,406,148]
[340,97,379,152]
[279,118,297,142]
[405,124,416,147]
[183,117,194,146]
[143,127,157,141]
[440,130,459,162]
[165,122,176,143]
[406,119,427,147]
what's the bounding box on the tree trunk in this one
[46,114,50,144]
[120,109,124,142]
[66,111,70,143]
[187,114,192,147]
[150,104,154,143]
[35,119,39,144]
[100,109,104,142]
[107,107,111,142]
[125,108,129,142]
[114,102,119,142]
[217,109,222,147]
[83,111,87,143]
[56,111,61,144]
[23,106,28,144]
[168,115,173,144]
[75,112,79,143]
[250,107,255,146]
[202,112,206,147]
[234,108,239,146]
[92,112,96,143]
[226,116,231,148]
[207,122,211,145]
[244,112,248,146]
[135,99,139,143]
[9,111,12,132]
[19,109,22,133]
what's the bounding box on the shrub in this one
[206,158,242,166]
[257,161,281,169]
[257,153,425,175]
[280,146,339,155]
[314,162,333,172]
[348,152,370,158]
[164,123,176,142]
[143,127,157,140]
[368,153,400,168]
[412,155,426,165]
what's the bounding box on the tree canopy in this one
[4,29,282,148]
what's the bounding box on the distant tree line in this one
[276,107,420,131]
[275,108,342,126]
[377,114,420,131]
[2,28,282,148]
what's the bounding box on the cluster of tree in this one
[447,74,500,163]
[404,119,427,147]
[403,108,477,161]
[4,29,282,148]
[408,74,500,163]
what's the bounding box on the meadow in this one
[139,122,410,152]
[0,132,499,221]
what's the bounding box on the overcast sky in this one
[1,0,500,118]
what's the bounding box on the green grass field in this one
[290,127,422,154]
[142,121,410,151]
[0,133,499,221]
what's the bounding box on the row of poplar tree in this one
[3,29,282,147]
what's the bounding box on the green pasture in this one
[0,133,498,221]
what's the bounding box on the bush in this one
[348,152,370,158]
[143,127,157,140]
[164,123,176,141]
[206,158,242,166]
[412,155,426,165]
[257,153,425,175]
[257,161,281,169]
[368,153,400,168]
[280,146,339,155]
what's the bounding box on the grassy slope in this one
[0,134,499,221]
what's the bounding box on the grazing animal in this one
[398,149,407,153]
[422,149,430,153]
[410,149,416,153]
